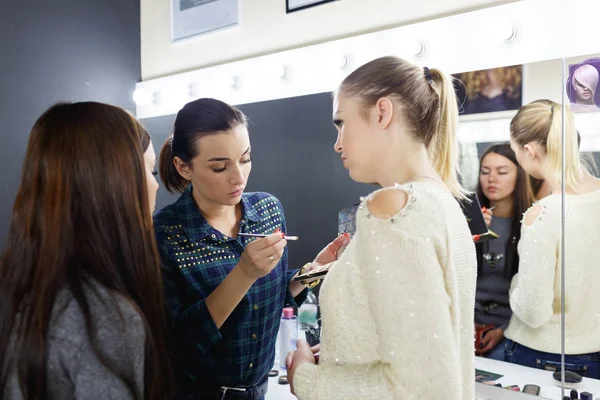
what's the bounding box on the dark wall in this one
[0,0,141,246]
[142,92,373,269]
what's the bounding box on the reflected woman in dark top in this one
[475,143,531,360]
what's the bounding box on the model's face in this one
[143,142,158,214]
[175,124,252,206]
[332,93,392,184]
[479,152,518,203]
[574,79,593,101]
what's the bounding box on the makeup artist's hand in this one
[238,231,287,280]
[482,207,493,228]
[480,328,504,355]
[287,340,317,396]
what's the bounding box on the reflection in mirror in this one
[457,56,600,398]
[562,53,600,380]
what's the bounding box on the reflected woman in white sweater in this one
[506,99,600,378]
[287,56,477,399]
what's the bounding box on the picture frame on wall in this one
[286,0,337,14]
[171,0,240,42]
[566,57,600,113]
[452,65,523,118]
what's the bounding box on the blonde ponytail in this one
[511,100,584,192]
[429,68,468,200]
[546,104,582,191]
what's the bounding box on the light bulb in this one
[164,85,190,109]
[339,56,350,69]
[501,25,517,43]
[188,84,199,98]
[412,42,426,57]
[399,41,426,58]
[279,66,289,80]
[132,87,154,106]
[488,22,517,44]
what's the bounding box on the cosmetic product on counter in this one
[554,371,583,389]
[279,307,298,371]
[580,391,593,400]
[298,289,320,346]
[523,384,540,395]
[571,389,579,399]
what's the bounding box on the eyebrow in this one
[207,146,251,162]
[481,165,510,169]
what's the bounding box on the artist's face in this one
[174,125,252,206]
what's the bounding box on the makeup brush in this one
[237,232,299,241]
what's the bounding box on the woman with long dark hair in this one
[0,102,173,399]
[474,143,531,360]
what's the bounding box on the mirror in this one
[560,52,600,391]
[135,1,600,398]
[455,58,570,398]
[458,52,600,398]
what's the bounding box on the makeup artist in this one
[474,143,530,360]
[153,98,348,400]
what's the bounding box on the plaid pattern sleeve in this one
[279,202,308,307]
[154,188,297,389]
[156,238,224,355]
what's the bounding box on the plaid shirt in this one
[154,187,306,390]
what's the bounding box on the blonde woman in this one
[505,100,600,378]
[286,56,477,399]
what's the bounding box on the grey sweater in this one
[5,282,146,399]
[475,216,514,331]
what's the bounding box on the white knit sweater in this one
[505,190,600,355]
[294,182,477,400]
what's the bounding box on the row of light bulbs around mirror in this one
[132,53,356,107]
[133,25,518,107]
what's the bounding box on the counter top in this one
[265,357,600,399]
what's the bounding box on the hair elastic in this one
[423,66,434,85]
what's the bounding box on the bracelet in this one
[299,262,321,289]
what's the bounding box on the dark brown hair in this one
[0,102,173,399]
[476,143,532,278]
[159,98,247,193]
[338,56,466,199]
